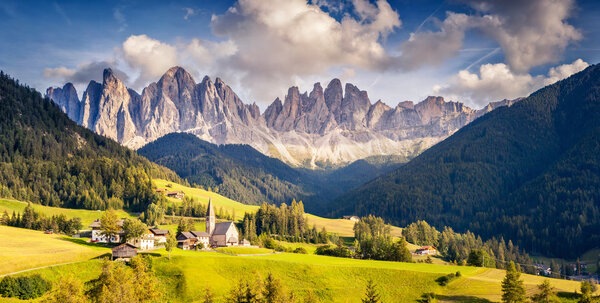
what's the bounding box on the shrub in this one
[293,247,308,254]
[436,273,457,286]
[0,275,51,299]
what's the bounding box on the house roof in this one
[178,232,196,239]
[149,228,169,235]
[191,231,210,238]
[417,246,436,250]
[213,222,235,235]
[89,218,125,228]
[112,243,137,252]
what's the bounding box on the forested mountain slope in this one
[138,133,403,209]
[329,64,600,258]
[0,72,180,211]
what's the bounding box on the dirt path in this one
[0,260,88,278]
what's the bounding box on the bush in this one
[293,247,308,254]
[0,275,51,299]
[435,273,457,286]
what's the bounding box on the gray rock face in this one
[46,67,519,168]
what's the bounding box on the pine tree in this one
[501,262,527,303]
[203,287,215,303]
[262,273,286,303]
[362,279,381,303]
[578,281,598,303]
[531,280,559,303]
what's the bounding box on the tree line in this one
[240,200,329,244]
[1,204,82,235]
[403,220,535,274]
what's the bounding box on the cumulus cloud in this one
[400,0,581,73]
[396,12,472,70]
[435,59,589,107]
[120,35,178,87]
[208,0,401,102]
[43,60,130,85]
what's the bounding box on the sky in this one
[1,0,599,110]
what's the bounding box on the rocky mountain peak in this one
[47,66,521,168]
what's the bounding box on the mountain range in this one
[47,67,516,168]
[329,64,600,258]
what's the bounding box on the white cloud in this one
[183,8,196,20]
[208,0,401,102]
[43,60,130,85]
[435,59,589,107]
[113,8,127,32]
[399,0,581,73]
[120,35,178,88]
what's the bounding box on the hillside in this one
[139,132,403,210]
[330,64,600,258]
[153,179,403,237]
[0,72,180,212]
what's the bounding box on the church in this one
[205,199,239,247]
[176,199,241,249]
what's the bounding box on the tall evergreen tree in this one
[501,262,527,303]
[362,279,381,303]
[530,280,559,303]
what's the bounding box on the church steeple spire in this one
[206,198,215,235]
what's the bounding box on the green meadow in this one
[0,199,135,226]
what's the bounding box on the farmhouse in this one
[128,233,155,250]
[89,219,124,243]
[414,246,437,256]
[166,191,185,199]
[112,243,137,261]
[342,215,360,222]
[149,228,169,244]
[177,231,210,250]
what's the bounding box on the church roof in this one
[228,236,238,243]
[213,222,235,235]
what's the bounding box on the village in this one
[92,199,254,261]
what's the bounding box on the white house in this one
[414,246,437,256]
[149,228,169,244]
[90,219,124,243]
[129,233,155,250]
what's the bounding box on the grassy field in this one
[0,199,135,226]
[153,179,402,237]
[274,240,321,254]
[216,247,274,255]
[0,232,594,303]
[0,226,109,276]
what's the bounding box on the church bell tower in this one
[206,198,215,235]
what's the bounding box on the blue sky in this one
[1,0,599,109]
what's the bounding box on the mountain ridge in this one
[47,66,517,168]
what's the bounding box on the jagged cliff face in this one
[47,67,516,168]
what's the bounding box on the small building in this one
[129,233,155,250]
[89,219,125,243]
[166,191,185,199]
[190,231,210,248]
[149,228,169,244]
[177,232,197,250]
[414,246,437,256]
[112,243,137,261]
[342,216,360,222]
[154,188,167,193]
[240,239,251,247]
